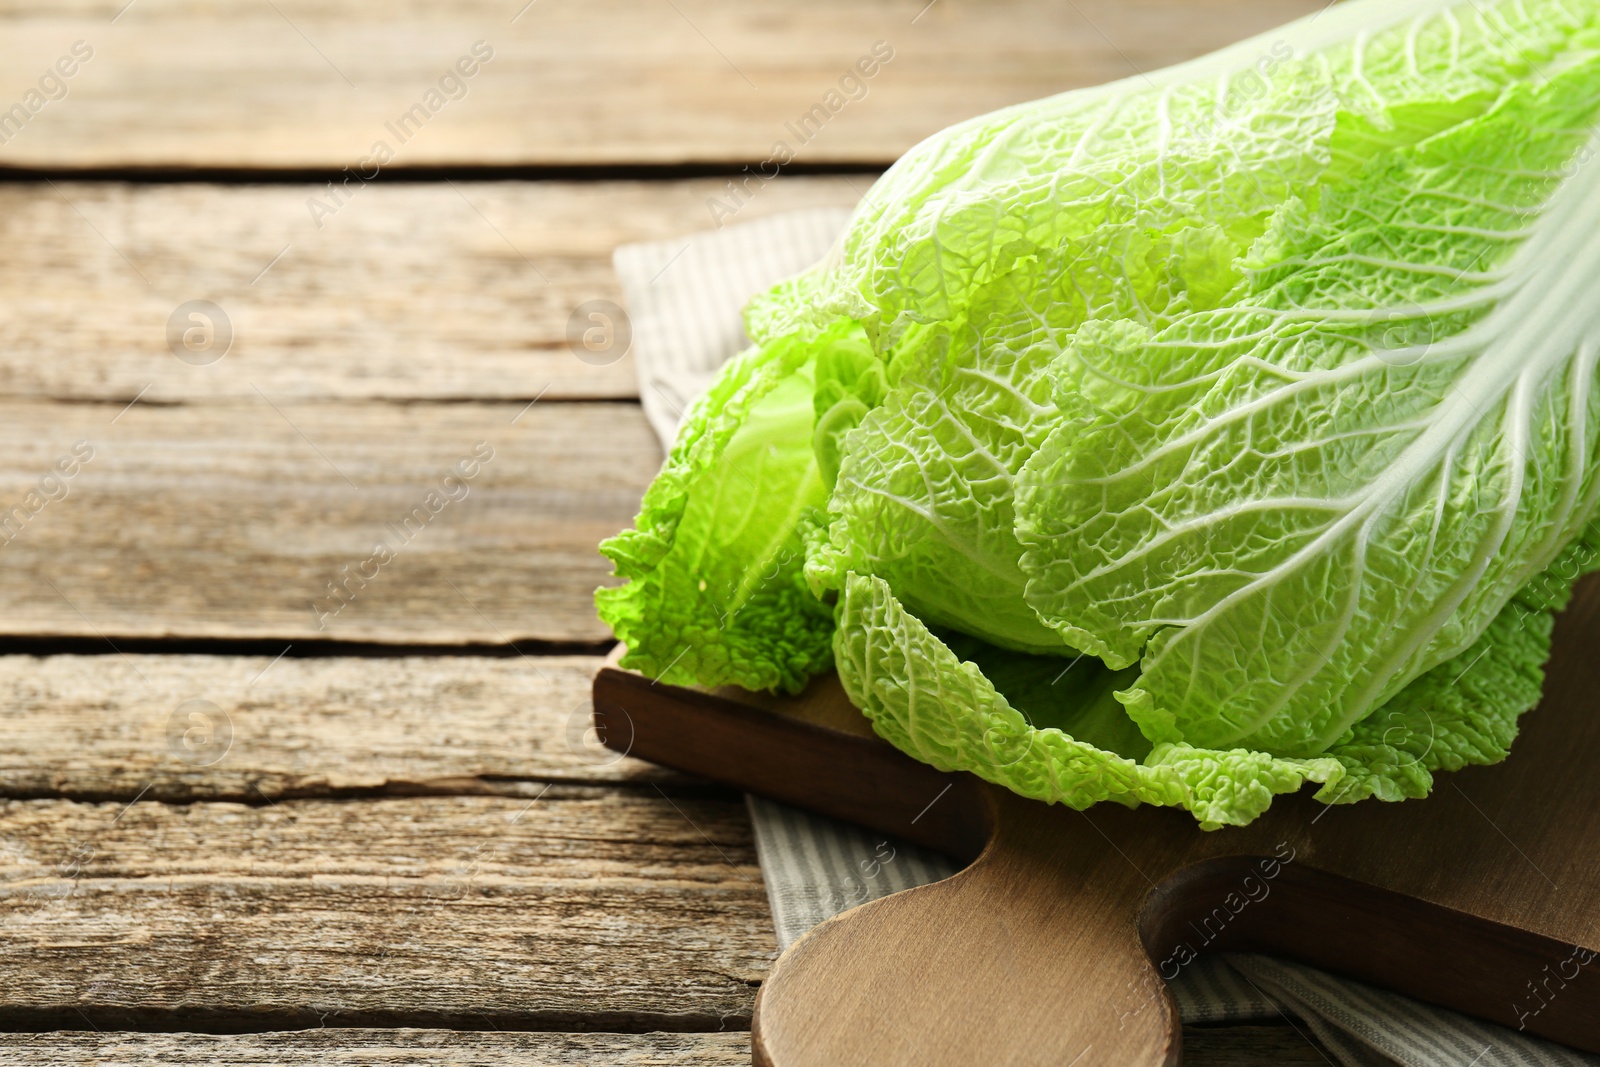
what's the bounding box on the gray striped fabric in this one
[612,207,854,447]
[744,795,959,950]
[1228,955,1600,1067]
[612,211,1595,1067]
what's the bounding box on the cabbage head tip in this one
[597,0,1600,829]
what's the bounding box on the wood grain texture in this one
[0,0,1323,169]
[0,1025,1323,1064]
[0,655,1331,1064]
[0,793,771,1029]
[0,1031,755,1065]
[0,179,865,402]
[0,1031,754,1065]
[0,399,656,644]
[0,654,698,802]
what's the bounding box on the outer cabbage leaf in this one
[834,572,1343,830]
[1016,57,1600,756]
[1321,522,1600,803]
[839,530,1597,827]
[598,320,872,692]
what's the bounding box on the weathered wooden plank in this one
[0,793,772,1029]
[0,654,697,801]
[0,1031,753,1065]
[0,400,653,644]
[0,179,864,402]
[0,654,1334,1062]
[0,0,1323,170]
[0,1025,1325,1064]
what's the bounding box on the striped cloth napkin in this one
[611,208,1598,1067]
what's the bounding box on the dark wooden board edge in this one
[593,666,987,860]
[1144,857,1600,1047]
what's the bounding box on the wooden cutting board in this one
[591,577,1600,1065]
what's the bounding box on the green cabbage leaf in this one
[600,0,1600,827]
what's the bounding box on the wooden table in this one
[0,1,1336,1062]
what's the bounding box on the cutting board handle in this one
[751,784,1600,1065]
[753,787,1182,1067]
